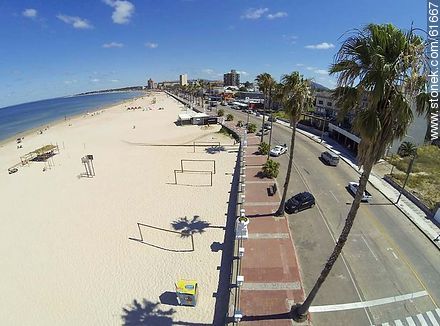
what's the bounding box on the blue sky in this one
[0,0,426,107]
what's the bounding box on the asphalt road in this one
[221,106,440,326]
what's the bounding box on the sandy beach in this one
[0,92,237,325]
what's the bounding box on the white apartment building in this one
[179,74,188,86]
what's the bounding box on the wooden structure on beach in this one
[20,144,60,165]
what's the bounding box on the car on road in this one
[285,192,316,214]
[348,182,372,202]
[8,167,18,174]
[320,151,340,166]
[270,144,288,157]
[256,129,270,136]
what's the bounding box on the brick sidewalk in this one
[229,126,309,325]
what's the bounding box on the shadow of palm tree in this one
[171,216,211,237]
[205,146,226,154]
[122,299,211,325]
[122,299,175,326]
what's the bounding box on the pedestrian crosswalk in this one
[377,308,440,326]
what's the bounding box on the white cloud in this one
[91,78,100,82]
[111,79,119,82]
[314,69,328,75]
[102,42,124,48]
[145,42,158,48]
[305,42,335,50]
[283,34,298,44]
[57,14,93,29]
[295,63,304,67]
[103,0,134,24]
[23,9,37,18]
[241,8,269,20]
[267,11,287,19]
[236,71,249,76]
[306,66,316,71]
[64,80,77,85]
[202,69,214,75]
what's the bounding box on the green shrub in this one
[258,142,269,155]
[217,109,224,117]
[236,120,244,127]
[247,123,257,133]
[226,113,234,121]
[262,159,280,178]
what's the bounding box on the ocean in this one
[0,91,144,142]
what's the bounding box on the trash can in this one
[175,279,198,307]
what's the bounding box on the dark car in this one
[285,192,315,214]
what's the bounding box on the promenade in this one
[224,121,309,326]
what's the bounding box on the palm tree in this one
[398,141,418,157]
[291,23,428,321]
[274,72,313,216]
[267,82,283,159]
[256,73,276,144]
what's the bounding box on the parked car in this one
[321,151,340,166]
[268,116,278,122]
[285,192,316,214]
[256,129,270,136]
[270,144,288,157]
[348,182,372,202]
[8,167,18,174]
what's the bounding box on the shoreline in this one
[0,92,149,148]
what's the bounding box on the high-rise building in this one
[147,78,156,89]
[179,74,188,86]
[223,70,240,87]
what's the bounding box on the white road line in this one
[394,320,404,326]
[309,290,428,312]
[381,323,389,326]
[416,313,428,326]
[361,234,379,261]
[329,190,339,203]
[406,316,416,326]
[427,311,439,326]
[436,308,440,318]
[392,252,399,260]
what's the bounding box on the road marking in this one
[360,234,379,261]
[427,311,440,326]
[436,308,440,318]
[329,190,339,203]
[394,320,404,326]
[406,316,416,326]
[309,290,428,312]
[417,313,428,325]
[381,323,389,326]
[392,252,399,260]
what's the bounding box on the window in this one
[318,100,323,105]
[327,102,332,106]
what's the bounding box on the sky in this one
[0,0,426,108]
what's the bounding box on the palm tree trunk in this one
[260,91,267,144]
[267,89,274,160]
[292,158,375,319]
[275,119,297,216]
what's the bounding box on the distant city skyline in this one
[0,0,425,108]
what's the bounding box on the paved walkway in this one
[225,121,309,326]
[275,120,440,250]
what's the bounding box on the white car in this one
[348,182,372,202]
[256,129,270,136]
[270,144,288,157]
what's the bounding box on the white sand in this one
[0,92,237,325]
